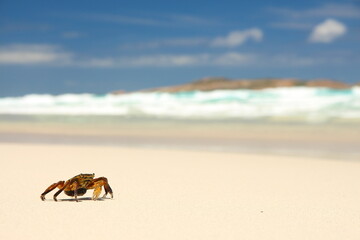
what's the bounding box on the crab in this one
[40,173,113,202]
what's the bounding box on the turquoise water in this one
[0,87,359,123]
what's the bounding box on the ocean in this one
[0,87,359,160]
[0,87,359,123]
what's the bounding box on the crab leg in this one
[103,179,113,199]
[40,181,65,201]
[72,180,80,202]
[53,181,70,202]
[91,177,113,200]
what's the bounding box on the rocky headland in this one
[112,77,359,94]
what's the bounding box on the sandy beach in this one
[2,0,360,239]
[1,142,360,240]
[1,117,359,160]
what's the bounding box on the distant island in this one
[112,77,360,94]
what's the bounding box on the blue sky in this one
[0,0,359,96]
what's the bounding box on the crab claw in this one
[101,192,113,199]
[40,195,45,201]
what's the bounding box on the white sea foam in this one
[0,87,359,122]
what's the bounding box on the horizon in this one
[1,76,359,97]
[1,0,359,97]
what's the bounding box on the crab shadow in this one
[57,197,110,202]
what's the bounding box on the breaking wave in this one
[1,87,360,122]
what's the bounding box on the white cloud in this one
[309,19,347,43]
[80,13,218,27]
[78,58,115,67]
[78,52,343,68]
[1,43,348,69]
[120,38,208,50]
[81,13,166,27]
[269,54,324,66]
[76,52,255,68]
[169,14,219,26]
[118,54,210,67]
[306,4,360,18]
[0,44,72,64]
[121,29,263,50]
[211,28,263,47]
[213,52,256,65]
[115,52,256,67]
[269,4,360,19]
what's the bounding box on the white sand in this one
[1,143,360,240]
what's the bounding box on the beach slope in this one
[1,143,360,240]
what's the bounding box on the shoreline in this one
[0,119,359,160]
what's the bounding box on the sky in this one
[0,0,359,96]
